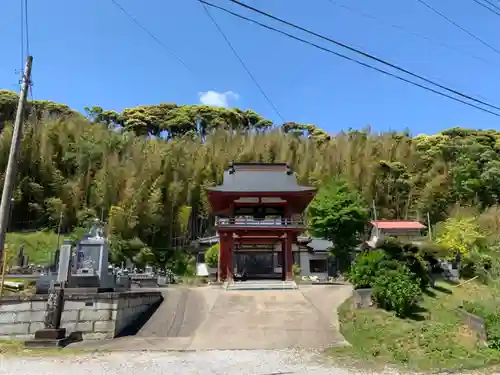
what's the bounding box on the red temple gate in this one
[206,163,316,282]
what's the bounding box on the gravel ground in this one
[0,350,390,375]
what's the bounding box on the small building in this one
[192,235,335,280]
[204,162,317,281]
[365,220,427,248]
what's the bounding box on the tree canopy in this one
[308,178,369,270]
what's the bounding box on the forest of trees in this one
[1,88,500,268]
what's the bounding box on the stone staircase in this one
[224,280,298,291]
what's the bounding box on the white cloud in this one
[198,90,239,108]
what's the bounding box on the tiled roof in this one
[371,220,426,230]
[307,239,333,252]
[207,163,315,193]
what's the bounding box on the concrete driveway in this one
[72,284,352,351]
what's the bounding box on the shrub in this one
[372,265,422,317]
[205,244,219,267]
[292,264,301,276]
[461,250,492,282]
[348,249,399,288]
[379,239,431,289]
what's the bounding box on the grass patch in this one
[0,339,95,357]
[330,281,500,372]
[178,276,209,286]
[4,231,69,266]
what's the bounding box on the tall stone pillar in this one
[219,232,233,281]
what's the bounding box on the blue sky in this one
[1,0,500,134]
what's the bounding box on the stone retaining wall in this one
[455,308,488,346]
[0,290,163,340]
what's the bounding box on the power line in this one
[415,0,500,56]
[199,0,500,117]
[228,0,500,112]
[473,0,500,15]
[472,0,500,15]
[109,0,193,74]
[23,0,33,100]
[325,0,500,70]
[485,0,500,11]
[198,1,285,122]
[20,0,33,100]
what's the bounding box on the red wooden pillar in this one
[227,233,233,281]
[285,233,293,281]
[219,231,233,281]
[280,238,286,281]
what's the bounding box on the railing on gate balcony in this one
[215,216,306,227]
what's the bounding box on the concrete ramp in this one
[136,288,217,338]
[189,288,348,350]
[69,285,351,351]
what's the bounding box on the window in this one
[309,259,327,273]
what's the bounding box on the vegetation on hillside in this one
[3,89,500,269]
[339,206,500,370]
[5,231,63,265]
[335,282,500,372]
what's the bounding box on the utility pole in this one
[55,211,64,252]
[0,56,32,264]
[427,212,432,241]
[0,246,8,299]
[372,200,379,236]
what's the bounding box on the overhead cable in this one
[199,0,500,117]
[199,1,285,122]
[228,0,500,112]
[110,0,193,74]
[415,0,500,56]
[325,0,500,70]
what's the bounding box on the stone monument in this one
[16,244,24,268]
[72,218,115,289]
[25,280,70,348]
[36,219,117,293]
[57,240,72,286]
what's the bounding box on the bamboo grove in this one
[1,89,500,267]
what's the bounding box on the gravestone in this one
[25,281,70,348]
[36,220,118,293]
[16,244,24,268]
[57,240,72,286]
[22,254,29,268]
[53,249,60,271]
[72,219,115,289]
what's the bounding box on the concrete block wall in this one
[0,291,162,340]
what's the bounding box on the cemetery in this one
[0,219,163,347]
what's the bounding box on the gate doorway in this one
[233,251,281,280]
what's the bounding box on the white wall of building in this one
[299,252,328,278]
[273,242,329,279]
